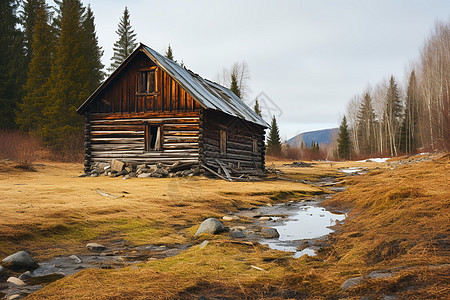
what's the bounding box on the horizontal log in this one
[90,153,200,159]
[164,131,198,136]
[203,150,261,162]
[90,138,144,144]
[91,131,144,135]
[164,137,198,143]
[90,118,199,125]
[91,157,199,163]
[91,111,200,120]
[163,125,199,131]
[90,144,145,151]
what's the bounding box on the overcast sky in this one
[68,0,449,139]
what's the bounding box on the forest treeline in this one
[1,0,104,156]
[338,19,449,159]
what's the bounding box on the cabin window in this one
[252,139,258,154]
[219,129,227,155]
[137,69,156,94]
[145,125,162,151]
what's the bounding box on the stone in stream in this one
[86,243,106,252]
[261,227,280,238]
[2,251,38,271]
[195,218,225,236]
[69,255,82,263]
[7,277,26,286]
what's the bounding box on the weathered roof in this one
[77,43,268,128]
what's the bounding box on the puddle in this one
[260,201,346,257]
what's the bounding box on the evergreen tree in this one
[108,7,137,73]
[165,44,175,61]
[267,115,282,156]
[337,116,351,160]
[0,0,26,129]
[357,92,377,154]
[400,70,419,154]
[20,0,47,68]
[17,4,55,132]
[42,0,90,150]
[254,98,262,117]
[384,75,403,156]
[82,5,105,92]
[230,73,241,98]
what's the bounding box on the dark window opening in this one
[145,125,162,151]
[219,129,227,155]
[137,70,156,94]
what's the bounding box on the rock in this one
[230,229,246,238]
[125,166,133,173]
[222,216,234,221]
[2,251,38,271]
[0,265,4,274]
[367,270,393,279]
[195,218,225,236]
[18,271,31,280]
[259,216,272,221]
[341,276,364,291]
[199,240,209,249]
[8,294,21,300]
[128,172,136,178]
[110,159,125,172]
[261,227,279,238]
[138,173,151,178]
[90,173,98,177]
[7,277,26,286]
[69,255,82,264]
[86,243,106,252]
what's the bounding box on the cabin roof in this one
[77,43,268,128]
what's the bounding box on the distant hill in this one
[287,128,338,148]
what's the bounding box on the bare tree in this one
[216,61,251,100]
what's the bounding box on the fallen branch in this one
[250,265,268,272]
[96,189,120,198]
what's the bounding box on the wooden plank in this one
[201,163,230,181]
[215,159,232,180]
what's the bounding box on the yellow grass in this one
[1,154,448,298]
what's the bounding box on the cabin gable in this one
[84,51,201,114]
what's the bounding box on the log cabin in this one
[77,43,268,177]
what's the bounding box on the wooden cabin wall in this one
[84,111,200,171]
[86,51,201,114]
[200,110,266,171]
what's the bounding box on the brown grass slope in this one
[1,155,448,299]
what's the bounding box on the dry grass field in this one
[1,154,448,299]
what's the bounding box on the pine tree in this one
[20,0,47,68]
[357,92,377,155]
[230,73,241,98]
[0,0,26,129]
[384,75,403,156]
[267,115,282,156]
[254,98,262,117]
[82,5,105,92]
[42,0,90,150]
[165,44,175,61]
[17,4,55,132]
[400,70,419,154]
[337,116,352,160]
[108,7,137,73]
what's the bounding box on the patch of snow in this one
[340,167,364,174]
[357,158,390,163]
